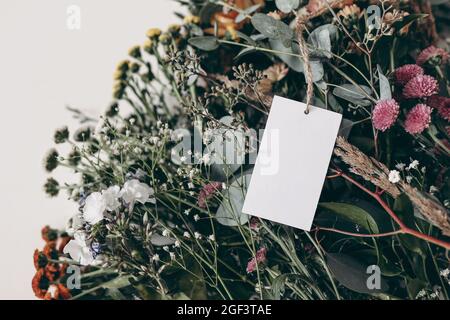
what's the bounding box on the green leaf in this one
[216,173,251,226]
[271,273,304,299]
[333,84,372,106]
[188,36,219,51]
[326,253,388,294]
[307,24,338,59]
[319,202,380,233]
[275,0,300,13]
[235,4,261,23]
[269,39,303,72]
[377,65,391,100]
[251,13,293,44]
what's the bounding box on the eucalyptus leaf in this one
[251,13,294,44]
[307,24,338,59]
[216,173,251,226]
[275,0,300,13]
[319,202,380,233]
[188,36,219,51]
[269,39,303,72]
[333,84,372,106]
[377,65,391,100]
[326,253,388,294]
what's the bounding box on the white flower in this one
[406,176,413,183]
[408,160,419,170]
[66,213,84,235]
[174,240,181,247]
[184,209,191,216]
[120,179,155,204]
[170,252,176,260]
[395,163,406,171]
[180,156,187,163]
[162,229,170,237]
[152,254,160,262]
[194,232,201,239]
[208,234,215,242]
[102,186,121,211]
[47,285,58,299]
[430,186,439,194]
[83,192,106,225]
[183,232,191,238]
[194,214,200,222]
[388,170,401,184]
[63,231,94,266]
[201,153,211,165]
[440,268,450,278]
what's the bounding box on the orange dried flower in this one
[32,269,49,299]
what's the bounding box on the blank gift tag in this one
[242,95,342,231]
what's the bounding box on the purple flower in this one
[394,64,424,86]
[416,45,449,66]
[197,182,222,208]
[246,247,267,273]
[372,99,400,131]
[403,75,438,99]
[404,104,433,135]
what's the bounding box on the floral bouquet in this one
[34,0,450,300]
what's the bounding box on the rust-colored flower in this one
[204,0,265,39]
[32,269,49,299]
[33,249,48,270]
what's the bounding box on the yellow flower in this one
[146,28,162,39]
[143,39,153,52]
[168,24,181,34]
[184,15,200,25]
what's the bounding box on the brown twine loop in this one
[295,16,314,115]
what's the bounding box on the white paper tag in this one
[242,95,342,231]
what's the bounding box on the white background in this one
[0,0,181,299]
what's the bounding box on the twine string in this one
[295,15,314,115]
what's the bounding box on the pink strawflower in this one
[403,75,438,99]
[404,104,433,135]
[394,64,424,86]
[246,247,267,273]
[416,45,449,66]
[372,99,400,131]
[427,95,450,121]
[197,182,222,208]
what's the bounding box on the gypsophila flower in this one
[194,214,200,222]
[406,176,413,183]
[395,163,406,171]
[430,186,439,194]
[194,232,201,239]
[184,209,191,215]
[152,254,160,262]
[174,240,181,248]
[408,160,419,170]
[403,75,438,99]
[208,234,215,242]
[394,64,424,86]
[120,179,155,204]
[416,45,449,66]
[162,229,170,237]
[389,170,401,184]
[372,99,400,131]
[404,104,432,134]
[170,252,176,260]
[183,232,191,238]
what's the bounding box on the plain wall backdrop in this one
[0,0,181,299]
